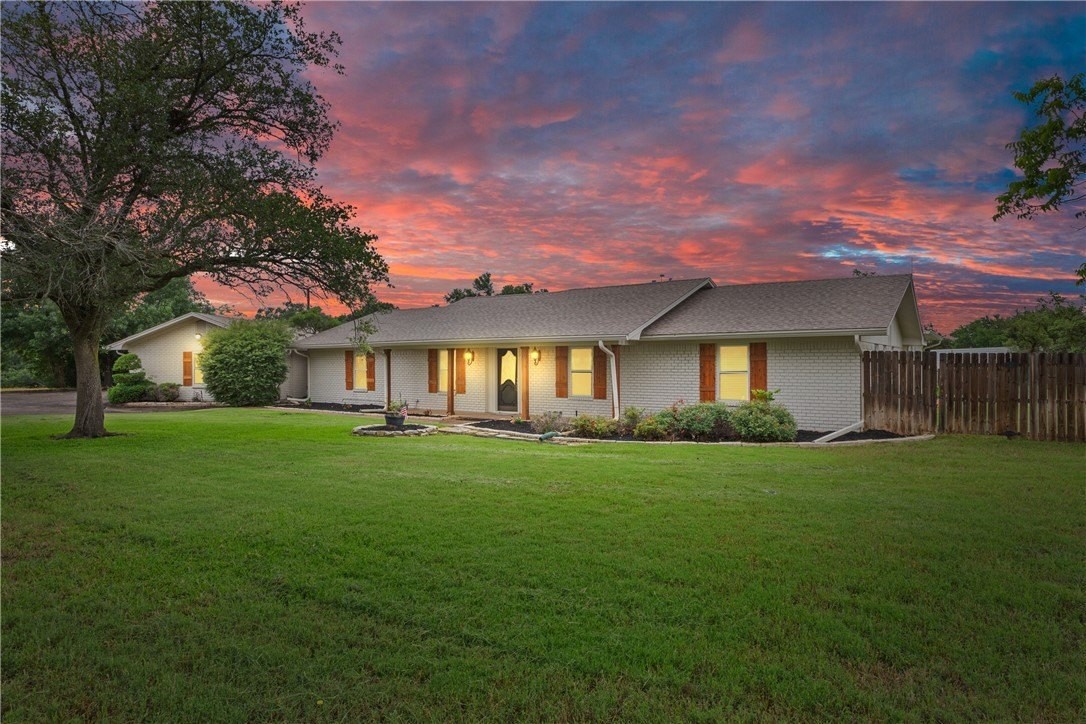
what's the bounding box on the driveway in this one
[2,390,143,416]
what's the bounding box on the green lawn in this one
[2,409,1083,721]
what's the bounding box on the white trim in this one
[641,327,888,342]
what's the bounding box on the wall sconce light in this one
[194,333,202,340]
[530,348,541,366]
[464,349,475,366]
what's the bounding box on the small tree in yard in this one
[200,321,293,407]
[107,353,154,404]
[1,1,387,437]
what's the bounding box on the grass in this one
[2,409,1083,721]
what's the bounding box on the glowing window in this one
[438,350,449,393]
[193,354,204,385]
[570,347,593,397]
[354,353,368,389]
[718,345,748,402]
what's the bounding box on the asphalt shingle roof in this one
[295,278,711,348]
[641,274,914,338]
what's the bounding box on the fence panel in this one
[862,351,1085,441]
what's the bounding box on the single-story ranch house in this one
[109,274,923,431]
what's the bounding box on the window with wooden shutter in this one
[570,347,593,397]
[593,346,607,399]
[455,349,466,394]
[183,351,193,387]
[698,344,715,402]
[427,349,438,393]
[193,354,204,385]
[366,352,376,391]
[555,346,569,398]
[749,342,767,396]
[719,344,749,402]
[437,350,449,393]
[344,350,354,390]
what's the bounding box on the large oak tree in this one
[1,1,387,437]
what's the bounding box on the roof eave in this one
[104,312,230,350]
[640,327,889,341]
[294,334,632,350]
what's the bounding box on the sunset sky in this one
[201,1,1084,333]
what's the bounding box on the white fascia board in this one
[295,335,630,350]
[627,278,716,341]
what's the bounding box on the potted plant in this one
[384,399,408,428]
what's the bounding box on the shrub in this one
[200,320,292,406]
[633,416,669,441]
[531,411,570,434]
[108,353,153,403]
[751,388,780,402]
[731,400,798,443]
[674,402,736,441]
[154,382,181,402]
[619,406,646,435]
[568,414,618,439]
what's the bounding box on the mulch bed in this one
[469,419,904,443]
[279,402,384,413]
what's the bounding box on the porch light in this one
[530,348,541,365]
[194,333,201,340]
[464,349,475,365]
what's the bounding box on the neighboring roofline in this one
[627,278,715,341]
[105,312,232,350]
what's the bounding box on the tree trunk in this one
[60,307,110,438]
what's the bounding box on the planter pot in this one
[384,414,406,428]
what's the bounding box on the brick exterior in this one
[766,337,862,431]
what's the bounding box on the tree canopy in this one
[1,1,387,436]
[947,293,1085,353]
[995,73,1085,223]
[445,272,546,303]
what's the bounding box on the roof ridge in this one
[450,277,711,302]
[712,274,912,290]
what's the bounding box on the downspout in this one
[597,340,620,420]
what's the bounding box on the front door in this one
[497,348,518,412]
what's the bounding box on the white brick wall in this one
[123,318,215,401]
[303,337,862,429]
[620,341,701,411]
[528,345,615,418]
[767,337,862,431]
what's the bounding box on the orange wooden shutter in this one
[555,346,568,398]
[455,349,466,394]
[344,350,354,390]
[593,346,607,399]
[182,352,193,386]
[699,344,715,402]
[366,353,376,391]
[749,342,767,395]
[427,349,438,393]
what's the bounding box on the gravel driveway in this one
[2,390,146,416]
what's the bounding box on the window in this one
[718,345,748,401]
[570,347,593,397]
[193,353,204,385]
[437,349,449,393]
[353,353,368,390]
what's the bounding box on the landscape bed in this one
[2,409,1082,721]
[468,418,904,442]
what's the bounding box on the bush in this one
[633,416,669,441]
[153,382,181,402]
[108,353,153,403]
[731,400,798,443]
[568,414,618,439]
[674,402,736,441]
[530,411,569,434]
[200,320,292,406]
[619,406,645,435]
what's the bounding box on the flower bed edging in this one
[353,424,439,438]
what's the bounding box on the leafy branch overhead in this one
[995,73,1085,222]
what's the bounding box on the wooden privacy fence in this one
[862,351,1086,442]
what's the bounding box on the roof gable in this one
[105,312,234,350]
[640,275,917,339]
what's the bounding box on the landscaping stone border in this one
[441,422,935,447]
[353,423,439,438]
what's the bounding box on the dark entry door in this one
[497,348,518,412]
